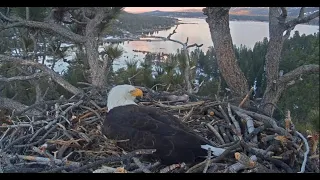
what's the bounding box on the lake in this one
[52,18,319,74]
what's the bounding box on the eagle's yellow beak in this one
[130,88,143,97]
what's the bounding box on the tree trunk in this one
[261,8,287,116]
[84,8,109,88]
[183,46,193,94]
[203,7,249,97]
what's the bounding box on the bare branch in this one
[70,17,87,25]
[0,20,85,43]
[0,97,41,115]
[0,55,83,95]
[167,25,178,39]
[285,10,319,29]
[0,11,17,22]
[0,73,46,82]
[187,43,203,49]
[279,64,319,85]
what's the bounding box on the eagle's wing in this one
[103,105,207,164]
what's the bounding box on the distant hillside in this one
[106,12,179,36]
[139,7,319,25]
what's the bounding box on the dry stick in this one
[218,105,238,138]
[227,103,241,138]
[219,126,230,143]
[228,155,257,173]
[2,134,33,152]
[79,105,102,120]
[159,163,186,173]
[206,123,225,144]
[203,148,212,173]
[234,152,272,173]
[132,157,151,173]
[238,87,254,108]
[7,154,80,168]
[132,161,161,173]
[186,140,241,173]
[41,165,72,173]
[155,101,205,110]
[233,110,258,143]
[61,100,83,116]
[14,99,77,116]
[69,149,156,173]
[13,125,58,148]
[230,105,287,136]
[295,131,309,173]
[245,125,265,142]
[28,126,46,143]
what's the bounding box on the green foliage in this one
[11,7,49,21]
[276,31,319,131]
[235,31,319,131]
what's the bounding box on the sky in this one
[124,7,204,13]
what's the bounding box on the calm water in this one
[53,18,319,73]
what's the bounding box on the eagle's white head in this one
[107,84,143,112]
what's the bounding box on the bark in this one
[183,46,193,94]
[261,8,319,116]
[203,7,249,97]
[84,9,108,88]
[0,55,83,95]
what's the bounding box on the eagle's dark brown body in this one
[102,105,210,165]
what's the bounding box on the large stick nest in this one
[0,86,318,173]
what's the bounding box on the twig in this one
[155,101,205,110]
[227,103,241,138]
[238,87,253,108]
[13,125,58,148]
[132,157,151,173]
[233,110,257,143]
[203,148,212,173]
[234,152,272,173]
[296,131,309,173]
[187,140,240,173]
[7,154,80,168]
[69,149,156,173]
[228,155,257,173]
[159,163,186,173]
[2,134,33,152]
[206,123,225,144]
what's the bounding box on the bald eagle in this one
[103,84,218,165]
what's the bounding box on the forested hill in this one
[107,12,178,36]
[139,7,319,26]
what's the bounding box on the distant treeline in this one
[106,12,179,36]
[139,11,319,26]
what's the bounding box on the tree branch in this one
[0,55,83,95]
[0,11,17,22]
[0,73,47,82]
[298,7,305,19]
[285,10,319,29]
[279,64,319,86]
[0,20,85,43]
[187,43,203,49]
[0,97,41,115]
